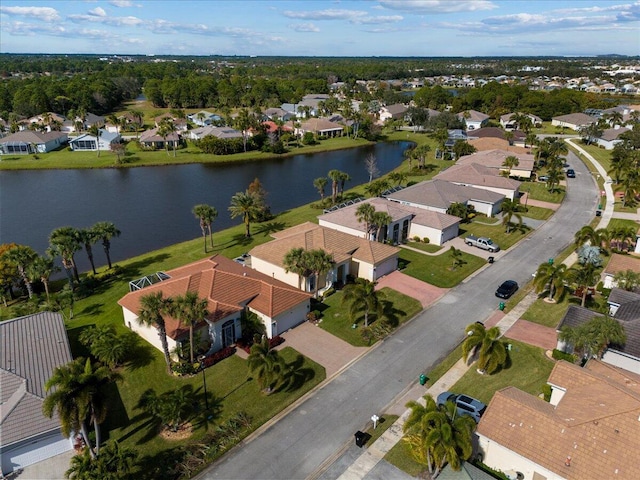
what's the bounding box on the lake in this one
[0,141,411,270]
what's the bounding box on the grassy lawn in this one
[447,340,554,405]
[520,296,572,328]
[403,241,443,253]
[317,287,422,346]
[385,440,426,477]
[398,248,486,288]
[459,220,530,250]
[525,182,566,203]
[521,205,554,221]
[607,218,640,232]
[362,414,399,446]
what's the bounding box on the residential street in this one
[198,149,598,480]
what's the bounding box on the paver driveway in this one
[375,270,448,308]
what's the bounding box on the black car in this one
[495,280,518,299]
[566,169,575,178]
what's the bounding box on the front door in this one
[221,320,235,348]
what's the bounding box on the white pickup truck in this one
[465,235,500,252]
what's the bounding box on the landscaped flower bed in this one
[237,335,285,354]
[200,346,236,369]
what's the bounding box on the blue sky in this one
[1,1,639,56]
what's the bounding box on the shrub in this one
[172,361,198,376]
[321,287,335,299]
[552,349,576,363]
[423,237,430,244]
[201,346,236,368]
[269,335,284,349]
[541,383,552,402]
[413,235,421,242]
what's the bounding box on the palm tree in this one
[559,315,626,360]
[403,394,441,473]
[2,244,37,298]
[613,269,640,291]
[371,211,392,243]
[364,179,390,198]
[234,108,254,152]
[388,171,407,186]
[192,204,218,253]
[26,254,58,302]
[66,441,137,480]
[88,125,103,158]
[49,226,82,285]
[157,118,176,156]
[534,262,569,302]
[574,225,605,248]
[106,114,120,134]
[128,109,143,139]
[313,177,328,200]
[427,400,476,474]
[43,357,114,458]
[502,155,519,174]
[92,221,121,269]
[229,190,261,238]
[137,386,195,432]
[79,324,135,370]
[283,247,310,290]
[356,203,377,240]
[307,249,334,298]
[462,322,507,374]
[338,171,351,198]
[568,263,599,307]
[247,336,285,393]
[342,278,384,327]
[78,227,99,275]
[328,169,342,203]
[500,199,522,233]
[138,292,173,373]
[171,291,209,364]
[449,246,465,270]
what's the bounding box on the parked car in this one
[538,175,549,182]
[437,392,487,422]
[495,280,518,299]
[566,169,575,178]
[465,235,500,252]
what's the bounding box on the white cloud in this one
[88,7,107,17]
[378,0,497,13]
[291,22,320,32]
[355,15,403,25]
[3,20,68,37]
[283,9,368,21]
[0,6,60,22]
[68,12,144,26]
[109,0,134,7]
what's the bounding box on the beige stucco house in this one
[457,149,535,179]
[477,360,640,480]
[434,163,521,200]
[118,255,311,354]
[318,197,460,246]
[249,223,399,293]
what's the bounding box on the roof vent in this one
[243,272,247,276]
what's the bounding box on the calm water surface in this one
[0,142,410,271]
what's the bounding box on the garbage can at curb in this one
[498,302,505,311]
[355,431,366,448]
[419,374,427,386]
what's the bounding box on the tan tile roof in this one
[434,163,521,190]
[386,179,503,209]
[300,118,344,132]
[478,360,640,480]
[469,137,532,153]
[604,253,640,276]
[250,222,399,268]
[457,149,535,172]
[118,255,310,339]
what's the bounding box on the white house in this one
[433,163,521,200]
[596,127,630,150]
[187,111,221,127]
[0,312,74,476]
[249,223,399,293]
[457,149,535,179]
[477,360,640,480]
[317,197,460,246]
[69,129,121,152]
[118,255,311,353]
[189,126,242,141]
[457,110,490,131]
[551,113,597,131]
[0,131,68,155]
[378,104,408,124]
[385,179,505,218]
[602,253,640,289]
[296,118,344,138]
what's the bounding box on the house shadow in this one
[65,325,94,358]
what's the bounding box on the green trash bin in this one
[419,374,427,386]
[499,302,505,311]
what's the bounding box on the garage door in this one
[1,433,71,475]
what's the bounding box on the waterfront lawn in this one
[398,248,485,288]
[318,288,422,346]
[525,182,565,203]
[459,220,530,250]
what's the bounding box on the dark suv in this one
[437,392,487,422]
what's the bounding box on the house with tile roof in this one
[153,113,188,132]
[0,130,68,155]
[296,118,344,138]
[499,113,542,130]
[457,149,535,179]
[476,360,640,480]
[457,110,490,131]
[596,127,630,150]
[188,125,242,141]
[434,163,521,200]
[69,129,121,152]
[603,253,640,289]
[385,179,505,218]
[139,127,182,149]
[0,312,74,475]
[551,113,597,131]
[118,255,311,355]
[378,104,408,124]
[318,197,460,246]
[249,223,399,294]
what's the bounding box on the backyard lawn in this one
[398,248,486,288]
[318,287,422,346]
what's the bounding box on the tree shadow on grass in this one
[100,381,130,442]
[66,325,94,358]
[276,354,315,393]
[255,221,287,237]
[118,253,171,280]
[381,299,406,328]
[125,335,155,371]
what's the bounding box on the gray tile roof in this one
[608,288,640,306]
[557,304,603,330]
[600,127,629,142]
[386,179,503,209]
[0,130,67,144]
[552,112,597,126]
[0,312,73,447]
[433,163,521,191]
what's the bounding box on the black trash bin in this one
[355,431,366,448]
[487,256,494,264]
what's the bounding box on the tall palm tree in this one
[307,249,334,299]
[501,199,523,233]
[403,394,440,473]
[171,291,209,364]
[78,227,99,275]
[234,108,254,152]
[338,171,351,198]
[92,221,120,269]
[568,263,599,307]
[128,109,143,139]
[88,125,103,158]
[43,357,114,458]
[356,203,377,240]
[371,211,393,243]
[229,190,261,238]
[328,169,342,203]
[2,244,37,298]
[313,177,328,200]
[192,204,218,253]
[49,227,82,285]
[533,262,569,302]
[157,118,176,157]
[138,292,173,373]
[462,322,507,374]
[247,336,285,393]
[283,247,310,290]
[26,254,58,302]
[342,278,384,327]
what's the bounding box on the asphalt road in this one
[198,149,598,480]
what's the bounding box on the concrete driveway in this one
[375,270,448,308]
[279,322,367,379]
